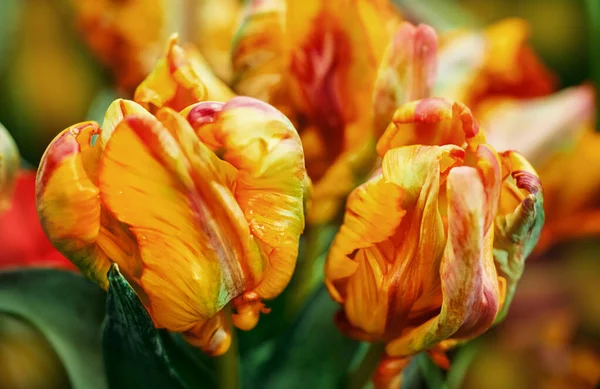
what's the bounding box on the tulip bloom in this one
[325,98,544,388]
[233,0,409,223]
[36,40,307,354]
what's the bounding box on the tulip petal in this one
[185,97,307,300]
[386,165,500,356]
[36,122,110,286]
[98,113,248,330]
[373,22,438,135]
[325,172,405,304]
[376,99,480,157]
[494,150,544,322]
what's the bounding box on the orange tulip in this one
[325,98,544,388]
[232,0,408,223]
[36,40,308,356]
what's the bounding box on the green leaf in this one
[103,264,189,389]
[248,286,361,389]
[0,268,107,389]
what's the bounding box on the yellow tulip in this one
[325,98,544,388]
[36,40,308,356]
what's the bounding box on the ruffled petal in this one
[386,165,501,356]
[376,98,480,157]
[494,150,544,321]
[325,172,405,303]
[373,22,438,135]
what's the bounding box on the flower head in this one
[325,98,544,387]
[36,40,307,356]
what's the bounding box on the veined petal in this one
[185,97,307,301]
[0,123,20,213]
[325,172,405,303]
[386,166,501,356]
[98,112,248,330]
[494,150,544,322]
[36,122,110,286]
[376,98,481,157]
[373,22,438,135]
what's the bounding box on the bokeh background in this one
[0,0,598,388]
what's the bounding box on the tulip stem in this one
[344,342,386,389]
[216,305,240,389]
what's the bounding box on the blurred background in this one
[0,0,598,388]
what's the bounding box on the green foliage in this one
[0,268,106,389]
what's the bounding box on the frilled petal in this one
[36,122,110,286]
[325,172,406,303]
[134,36,234,113]
[372,22,437,135]
[376,98,480,157]
[98,110,254,330]
[479,85,595,166]
[326,145,465,340]
[386,165,501,356]
[184,97,307,305]
[0,123,20,213]
[494,151,544,321]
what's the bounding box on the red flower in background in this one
[0,170,74,270]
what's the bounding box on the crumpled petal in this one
[372,22,438,135]
[376,98,480,157]
[134,36,234,113]
[183,96,307,304]
[0,123,20,213]
[494,150,544,321]
[386,165,501,356]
